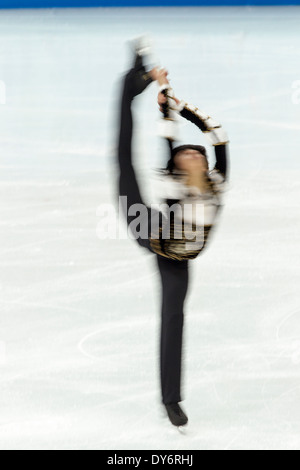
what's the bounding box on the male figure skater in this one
[117,43,229,427]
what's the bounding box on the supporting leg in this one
[156,254,189,405]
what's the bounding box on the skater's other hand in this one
[158,92,181,113]
[158,92,167,113]
[157,68,169,86]
[148,67,160,81]
[149,67,169,86]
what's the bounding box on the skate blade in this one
[177,424,188,434]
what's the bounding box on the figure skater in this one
[117,44,229,427]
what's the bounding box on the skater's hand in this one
[148,67,159,82]
[157,91,181,113]
[158,92,167,113]
[149,67,180,112]
[149,67,169,86]
[157,68,169,86]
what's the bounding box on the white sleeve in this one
[158,85,184,141]
[209,168,227,193]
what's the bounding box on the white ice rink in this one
[0,5,300,450]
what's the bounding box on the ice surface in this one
[0,5,300,450]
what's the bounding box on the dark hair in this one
[166,144,208,173]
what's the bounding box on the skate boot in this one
[125,36,155,98]
[165,402,188,427]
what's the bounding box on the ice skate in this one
[165,402,188,428]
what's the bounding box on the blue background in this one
[0,0,300,9]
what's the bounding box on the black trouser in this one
[156,255,189,404]
[117,69,189,404]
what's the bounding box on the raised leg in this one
[117,54,155,251]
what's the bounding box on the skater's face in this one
[174,149,208,174]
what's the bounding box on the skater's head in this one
[167,145,209,175]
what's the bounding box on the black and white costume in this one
[149,83,229,261]
[117,57,229,407]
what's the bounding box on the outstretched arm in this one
[178,101,229,180]
[157,80,229,180]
